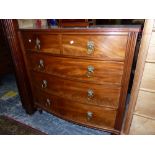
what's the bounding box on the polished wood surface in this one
[31,72,121,108]
[62,34,128,60]
[22,32,60,54]
[0,20,13,75]
[19,26,139,134]
[122,20,154,134]
[27,53,124,85]
[34,89,117,130]
[21,32,36,50]
[114,32,138,131]
[133,21,155,135]
[122,20,155,135]
[1,20,35,114]
[59,19,89,27]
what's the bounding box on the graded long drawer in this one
[62,34,128,60]
[33,89,117,130]
[31,71,121,108]
[27,53,124,85]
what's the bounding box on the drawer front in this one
[34,90,116,130]
[22,32,60,54]
[31,72,121,108]
[62,34,128,60]
[22,32,37,50]
[27,53,124,85]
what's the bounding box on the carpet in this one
[0,74,110,135]
[0,115,46,135]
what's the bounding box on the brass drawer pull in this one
[87,41,94,55]
[41,80,47,88]
[38,59,44,69]
[87,111,93,121]
[87,89,94,99]
[86,65,94,78]
[35,37,41,51]
[46,98,51,106]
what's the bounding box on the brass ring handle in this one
[87,89,94,99]
[35,37,41,51]
[87,41,94,55]
[87,111,93,121]
[86,65,94,78]
[38,59,44,69]
[46,98,51,106]
[41,80,47,88]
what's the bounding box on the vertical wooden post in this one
[0,19,35,114]
[122,20,154,134]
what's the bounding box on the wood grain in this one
[21,32,36,51]
[122,20,154,134]
[62,34,128,60]
[34,89,117,130]
[31,71,121,109]
[114,32,138,131]
[0,20,13,75]
[27,53,124,85]
[20,27,140,33]
[19,26,140,133]
[1,20,35,114]
[22,32,60,54]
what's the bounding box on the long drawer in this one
[62,34,128,60]
[33,89,117,130]
[31,71,121,108]
[27,53,124,85]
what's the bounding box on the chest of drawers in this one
[19,27,139,134]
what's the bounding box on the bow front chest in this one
[19,27,139,134]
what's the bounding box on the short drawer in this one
[62,34,128,60]
[27,53,124,85]
[31,72,121,108]
[21,32,60,54]
[34,90,117,130]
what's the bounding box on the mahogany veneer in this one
[19,27,139,134]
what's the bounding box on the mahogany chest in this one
[19,27,139,134]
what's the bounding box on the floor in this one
[0,74,110,135]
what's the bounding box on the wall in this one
[123,19,155,134]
